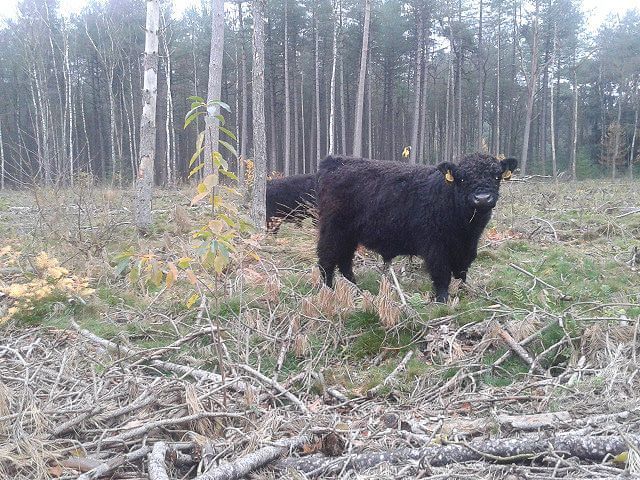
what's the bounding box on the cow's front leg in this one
[424,253,452,303]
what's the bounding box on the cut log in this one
[277,433,639,477]
[147,442,170,480]
[195,434,311,480]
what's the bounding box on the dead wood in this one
[367,350,414,397]
[277,433,639,477]
[147,442,170,480]
[235,363,309,413]
[194,434,311,480]
[496,327,548,377]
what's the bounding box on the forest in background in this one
[0,0,638,188]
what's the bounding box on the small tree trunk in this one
[477,0,485,151]
[203,0,225,180]
[237,0,248,185]
[570,51,578,180]
[494,4,501,154]
[328,0,340,154]
[549,25,558,179]
[250,0,267,227]
[409,5,423,164]
[283,0,291,174]
[367,57,373,158]
[134,0,160,232]
[300,71,307,173]
[612,90,623,180]
[352,0,371,157]
[520,0,539,175]
[0,116,5,189]
[314,6,321,167]
[629,106,638,179]
[339,54,347,154]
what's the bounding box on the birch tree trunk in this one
[134,0,160,232]
[352,0,371,157]
[237,0,248,185]
[409,5,423,164]
[283,0,291,174]
[203,0,225,179]
[328,0,340,154]
[519,0,539,175]
[250,0,267,227]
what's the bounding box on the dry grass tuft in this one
[334,278,356,313]
[375,276,402,328]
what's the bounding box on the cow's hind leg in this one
[317,226,339,287]
[423,253,452,303]
[336,240,358,284]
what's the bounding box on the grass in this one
[1,180,639,395]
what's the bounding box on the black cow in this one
[316,153,517,302]
[266,173,317,232]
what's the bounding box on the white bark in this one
[133,0,160,232]
[352,0,371,157]
[250,0,267,227]
[204,0,225,179]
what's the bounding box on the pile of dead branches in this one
[2,316,639,480]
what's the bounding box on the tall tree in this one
[409,4,424,164]
[519,0,540,175]
[250,0,267,227]
[283,0,291,175]
[328,0,340,154]
[134,0,160,232]
[352,0,371,157]
[203,0,225,178]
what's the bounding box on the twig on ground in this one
[496,327,547,377]
[235,363,309,414]
[388,266,407,306]
[367,350,414,397]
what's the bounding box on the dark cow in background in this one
[266,173,317,232]
[316,153,517,302]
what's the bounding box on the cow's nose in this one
[472,193,496,208]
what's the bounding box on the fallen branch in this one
[496,327,547,377]
[509,263,564,296]
[388,266,407,306]
[195,434,311,480]
[235,363,309,414]
[71,320,252,393]
[277,433,640,477]
[367,350,414,397]
[147,442,170,480]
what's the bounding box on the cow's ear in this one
[436,162,457,184]
[500,158,517,180]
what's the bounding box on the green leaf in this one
[215,100,231,112]
[218,140,238,158]
[188,95,205,103]
[177,257,192,269]
[184,109,205,129]
[189,146,204,167]
[218,126,237,141]
[220,170,239,181]
[188,163,205,178]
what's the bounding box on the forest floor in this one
[1,178,640,479]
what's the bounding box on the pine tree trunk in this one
[409,5,423,164]
[494,4,501,155]
[283,0,291,175]
[571,51,578,180]
[367,54,372,158]
[0,116,5,189]
[340,54,347,154]
[134,0,160,232]
[477,0,485,151]
[520,0,539,175]
[314,6,321,167]
[549,25,558,179]
[328,0,340,154]
[629,106,638,179]
[250,0,267,227]
[203,0,225,179]
[612,90,622,180]
[293,56,300,174]
[352,0,371,157]
[300,71,307,173]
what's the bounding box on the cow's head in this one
[437,154,517,211]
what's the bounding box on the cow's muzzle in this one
[471,192,497,209]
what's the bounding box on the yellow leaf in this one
[213,255,227,274]
[208,219,225,235]
[203,174,217,189]
[613,451,628,464]
[177,257,192,269]
[186,293,200,308]
[502,169,512,180]
[191,190,209,206]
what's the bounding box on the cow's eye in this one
[495,176,500,181]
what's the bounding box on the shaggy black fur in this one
[266,173,317,232]
[316,153,517,302]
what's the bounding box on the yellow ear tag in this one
[502,170,512,180]
[445,170,454,183]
